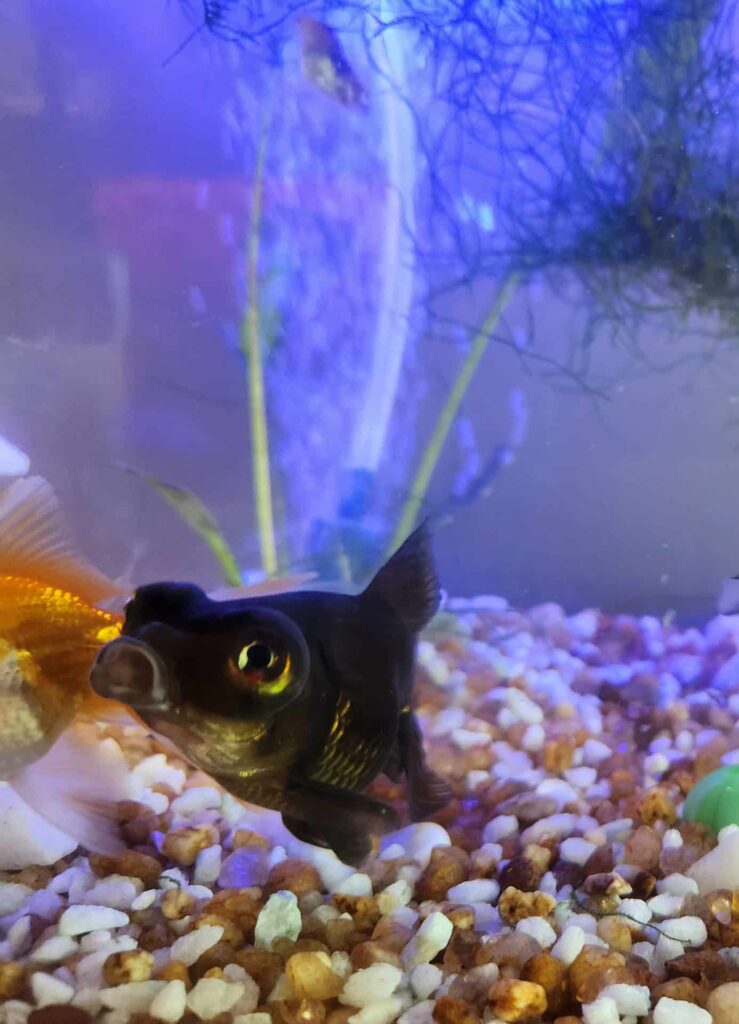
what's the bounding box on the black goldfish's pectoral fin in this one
[285,778,401,867]
[399,709,453,821]
[362,519,440,633]
[282,814,330,849]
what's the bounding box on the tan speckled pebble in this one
[706,982,739,1024]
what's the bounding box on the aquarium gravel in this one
[3,599,739,1023]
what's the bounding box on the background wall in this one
[1,0,738,619]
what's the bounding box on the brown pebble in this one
[569,947,631,1002]
[266,858,322,896]
[161,887,197,920]
[0,961,25,999]
[276,998,327,1024]
[498,857,542,893]
[232,828,272,850]
[667,950,739,985]
[433,995,480,1024]
[90,851,163,887]
[162,825,218,866]
[652,978,706,1006]
[325,1010,355,1024]
[596,917,633,952]
[28,1008,92,1024]
[706,981,739,1023]
[195,913,245,946]
[488,979,547,1022]
[498,886,556,924]
[543,737,575,773]
[156,959,192,990]
[416,846,470,901]
[236,949,284,999]
[351,941,402,969]
[521,953,570,1016]
[476,933,541,970]
[286,952,344,1000]
[103,949,155,985]
[638,787,677,826]
[189,941,236,980]
[623,825,661,871]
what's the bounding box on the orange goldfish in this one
[0,475,141,853]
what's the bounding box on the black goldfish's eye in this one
[238,641,276,672]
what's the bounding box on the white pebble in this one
[618,899,652,926]
[521,724,545,752]
[552,924,586,965]
[171,786,222,815]
[132,754,186,792]
[235,1016,273,1024]
[657,874,699,896]
[101,980,168,1013]
[84,878,141,911]
[516,916,556,948]
[482,816,518,842]
[398,1001,435,1024]
[662,830,683,850]
[380,844,406,862]
[644,753,669,776]
[132,889,157,911]
[401,912,453,968]
[582,996,620,1024]
[653,996,712,1024]
[171,924,224,966]
[29,935,78,965]
[348,998,405,1024]
[0,883,31,915]
[559,837,597,865]
[600,984,651,1017]
[447,879,499,903]
[648,894,685,918]
[583,739,611,765]
[194,845,223,886]
[410,964,443,1000]
[255,891,302,950]
[58,905,129,936]
[452,728,490,749]
[377,880,412,914]
[331,873,373,898]
[564,767,597,789]
[149,979,187,1022]
[341,964,403,1008]
[187,978,245,1019]
[689,830,739,893]
[659,917,708,947]
[381,823,450,869]
[31,973,74,1007]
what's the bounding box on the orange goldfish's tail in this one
[0,475,125,605]
[10,719,138,855]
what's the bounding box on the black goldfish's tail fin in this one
[362,520,441,633]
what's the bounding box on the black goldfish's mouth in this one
[90,636,175,711]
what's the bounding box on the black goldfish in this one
[90,523,452,865]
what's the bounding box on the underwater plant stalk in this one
[387,272,520,555]
[240,129,278,577]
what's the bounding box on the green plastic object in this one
[683,764,739,833]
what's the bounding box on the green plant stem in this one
[240,129,278,576]
[387,272,520,555]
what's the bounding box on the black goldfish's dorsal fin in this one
[362,520,440,633]
[124,581,209,630]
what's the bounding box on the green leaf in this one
[124,466,242,587]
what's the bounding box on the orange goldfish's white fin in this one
[208,572,317,601]
[0,432,30,478]
[10,719,137,855]
[0,475,124,604]
[77,693,146,730]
